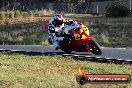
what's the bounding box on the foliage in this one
[105,1,130,17]
[0,14,132,48]
[0,12,5,20]
[15,10,21,17]
[10,11,15,19]
[0,29,48,45]
[0,0,117,14]
[0,11,22,19]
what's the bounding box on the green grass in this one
[0,52,132,88]
[0,15,132,48]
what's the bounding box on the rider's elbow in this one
[48,27,55,33]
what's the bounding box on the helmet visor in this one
[55,19,63,25]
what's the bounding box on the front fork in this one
[81,37,93,52]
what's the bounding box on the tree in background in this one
[105,0,130,17]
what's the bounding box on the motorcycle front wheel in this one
[88,40,102,55]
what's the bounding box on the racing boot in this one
[53,41,60,50]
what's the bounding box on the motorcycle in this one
[58,23,102,55]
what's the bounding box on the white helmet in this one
[53,14,64,25]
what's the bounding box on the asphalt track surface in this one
[0,45,132,64]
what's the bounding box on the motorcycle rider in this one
[63,20,83,34]
[48,14,65,50]
[48,14,87,50]
[63,20,84,39]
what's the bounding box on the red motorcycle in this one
[59,24,102,55]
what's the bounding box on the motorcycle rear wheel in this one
[64,49,72,54]
[59,41,72,54]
